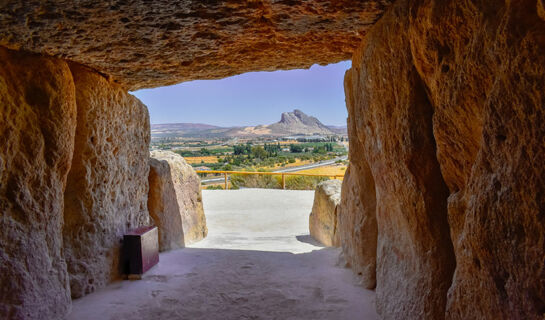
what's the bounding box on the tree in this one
[251,146,268,159]
[233,144,246,155]
[289,144,303,153]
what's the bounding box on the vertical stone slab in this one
[148,157,185,251]
[337,69,377,289]
[409,1,545,318]
[309,179,342,247]
[149,151,207,247]
[347,1,455,318]
[63,63,151,298]
[0,47,76,319]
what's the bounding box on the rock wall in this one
[409,1,545,319]
[149,151,207,247]
[309,179,342,247]
[346,1,456,318]
[0,0,393,89]
[63,63,151,299]
[337,71,377,289]
[344,0,545,319]
[0,47,76,319]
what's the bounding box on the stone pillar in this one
[148,150,207,250]
[346,1,455,318]
[63,63,151,299]
[409,1,545,318]
[0,47,76,319]
[337,70,377,288]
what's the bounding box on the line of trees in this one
[233,143,281,158]
[289,143,334,153]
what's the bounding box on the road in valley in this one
[200,155,348,184]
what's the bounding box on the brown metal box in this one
[123,226,159,275]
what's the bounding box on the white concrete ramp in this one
[68,189,378,320]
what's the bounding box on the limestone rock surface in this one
[309,179,342,247]
[337,77,377,289]
[343,0,545,318]
[409,1,545,319]
[63,63,151,299]
[149,151,207,246]
[0,0,392,90]
[346,1,456,318]
[0,47,76,319]
[148,157,185,251]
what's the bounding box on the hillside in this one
[265,109,335,135]
[151,110,341,139]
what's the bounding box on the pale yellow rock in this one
[336,69,378,290]
[149,151,207,247]
[0,47,76,319]
[309,180,342,247]
[346,1,455,318]
[409,1,545,318]
[148,157,185,251]
[343,0,545,319]
[63,63,151,299]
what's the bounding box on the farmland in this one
[295,164,347,178]
[184,156,221,164]
[155,138,348,172]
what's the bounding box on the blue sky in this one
[131,61,351,127]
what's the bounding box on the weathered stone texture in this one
[343,0,545,319]
[309,179,342,247]
[346,0,456,318]
[63,63,151,299]
[0,0,392,90]
[337,72,377,289]
[149,151,207,247]
[538,0,545,21]
[409,1,545,319]
[0,47,76,319]
[148,157,185,251]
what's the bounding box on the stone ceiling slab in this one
[0,0,392,90]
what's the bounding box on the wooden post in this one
[224,172,228,190]
[282,174,286,189]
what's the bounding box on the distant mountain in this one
[223,109,335,137]
[151,110,343,139]
[266,109,334,135]
[150,123,224,138]
[152,123,220,132]
[326,125,348,135]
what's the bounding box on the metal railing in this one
[195,170,344,190]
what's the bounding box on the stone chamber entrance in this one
[1,1,544,320]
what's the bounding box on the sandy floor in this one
[68,189,378,320]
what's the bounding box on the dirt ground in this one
[68,189,378,320]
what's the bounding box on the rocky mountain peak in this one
[271,109,334,135]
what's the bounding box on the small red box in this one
[123,226,159,275]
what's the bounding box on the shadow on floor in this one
[68,247,378,320]
[296,234,326,247]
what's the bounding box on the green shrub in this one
[228,173,328,190]
[284,175,328,190]
[230,174,281,189]
[205,185,224,190]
